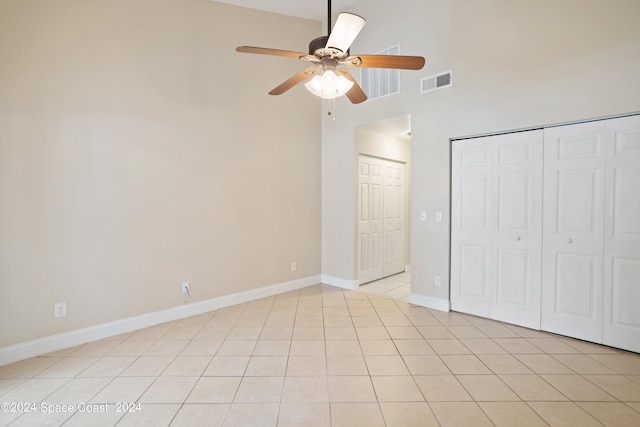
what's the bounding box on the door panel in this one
[371,165,382,274]
[492,132,543,328]
[384,166,394,269]
[461,177,489,229]
[459,245,489,298]
[610,258,640,327]
[382,161,405,276]
[603,115,640,352]
[498,175,530,230]
[358,155,405,285]
[558,135,600,159]
[554,253,596,318]
[612,167,640,234]
[499,143,531,164]
[556,170,598,232]
[358,157,383,283]
[542,121,606,343]
[451,138,493,318]
[451,130,542,328]
[496,248,529,306]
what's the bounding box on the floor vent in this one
[421,70,453,94]
[360,45,401,100]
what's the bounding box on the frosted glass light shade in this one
[305,69,354,99]
[326,13,366,53]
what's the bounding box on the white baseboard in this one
[0,275,321,367]
[409,293,451,312]
[320,275,356,290]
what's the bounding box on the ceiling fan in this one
[236,0,426,104]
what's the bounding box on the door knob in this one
[567,238,573,244]
[515,236,521,241]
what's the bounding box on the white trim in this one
[320,275,356,290]
[450,112,640,142]
[0,275,321,367]
[409,293,451,312]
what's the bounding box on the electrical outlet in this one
[181,281,190,294]
[420,211,427,222]
[54,302,67,318]
[291,262,297,272]
[434,276,442,287]
[436,212,443,222]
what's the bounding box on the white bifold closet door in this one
[541,115,640,352]
[358,155,406,284]
[358,156,383,284]
[451,130,543,329]
[541,121,607,343]
[603,116,640,352]
[452,115,640,352]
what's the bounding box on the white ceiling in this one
[213,0,359,21]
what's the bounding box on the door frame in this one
[354,117,412,287]
[357,154,407,285]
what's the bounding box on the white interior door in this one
[541,121,606,343]
[358,156,383,283]
[451,130,543,328]
[603,115,640,353]
[451,138,494,319]
[383,161,406,277]
[358,155,406,284]
[491,132,543,328]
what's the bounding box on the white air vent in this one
[421,70,453,94]
[360,45,401,100]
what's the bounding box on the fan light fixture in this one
[235,0,425,105]
[305,68,354,99]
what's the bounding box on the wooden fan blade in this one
[236,46,306,60]
[337,69,367,104]
[269,67,319,95]
[347,54,425,70]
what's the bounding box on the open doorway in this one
[354,115,412,299]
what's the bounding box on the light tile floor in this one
[358,272,410,302]
[1,283,640,426]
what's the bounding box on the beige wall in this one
[322,0,640,300]
[0,0,321,348]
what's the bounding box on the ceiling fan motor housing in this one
[309,36,328,54]
[309,35,348,58]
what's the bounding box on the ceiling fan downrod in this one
[328,0,332,35]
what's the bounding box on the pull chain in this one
[328,98,337,120]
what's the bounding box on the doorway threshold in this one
[358,272,410,302]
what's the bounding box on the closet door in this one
[603,115,640,353]
[358,156,383,283]
[382,161,406,277]
[492,132,543,328]
[451,137,493,319]
[542,121,607,343]
[358,155,406,284]
[451,130,543,328]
